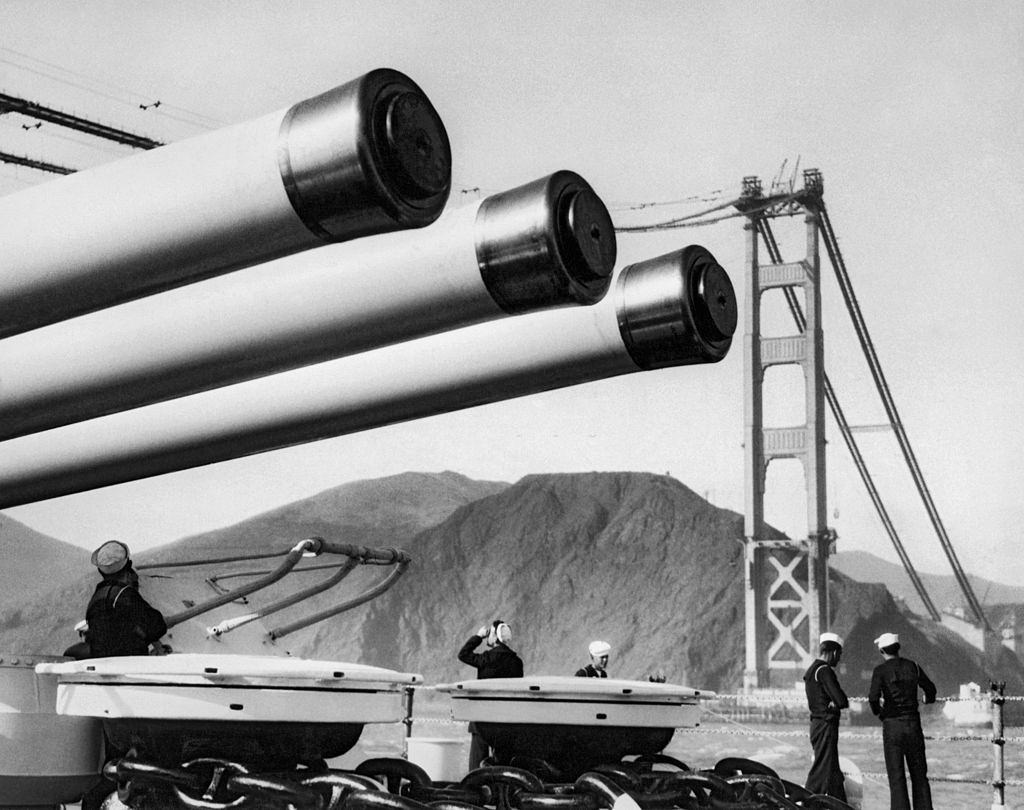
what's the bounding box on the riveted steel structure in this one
[738,173,832,689]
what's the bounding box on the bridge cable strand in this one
[613,192,802,233]
[817,201,989,630]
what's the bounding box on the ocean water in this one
[336,715,1020,809]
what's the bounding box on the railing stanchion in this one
[403,686,416,754]
[991,681,1007,809]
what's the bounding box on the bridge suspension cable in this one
[816,200,990,631]
[613,191,803,233]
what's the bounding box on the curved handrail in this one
[205,557,361,637]
[136,548,293,570]
[150,536,412,640]
[269,557,409,639]
[163,538,319,628]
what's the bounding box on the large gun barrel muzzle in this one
[0,68,451,338]
[279,68,451,240]
[617,244,736,368]
[476,170,615,311]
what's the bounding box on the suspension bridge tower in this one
[738,170,835,689]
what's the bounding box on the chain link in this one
[101,754,835,810]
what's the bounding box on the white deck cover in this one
[437,676,714,728]
[36,653,422,724]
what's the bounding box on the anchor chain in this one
[99,754,855,810]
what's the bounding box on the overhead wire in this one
[453,183,737,219]
[614,191,802,233]
[1,114,132,157]
[817,201,990,630]
[605,188,728,211]
[616,206,743,232]
[0,46,223,132]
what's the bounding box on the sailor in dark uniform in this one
[868,632,937,810]
[85,540,167,657]
[79,541,168,810]
[575,640,611,677]
[803,631,849,800]
[457,620,523,769]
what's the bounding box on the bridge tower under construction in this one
[739,171,834,689]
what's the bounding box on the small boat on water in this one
[942,681,991,728]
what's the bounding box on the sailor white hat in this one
[589,640,611,657]
[819,632,843,647]
[875,632,900,649]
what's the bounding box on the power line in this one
[1,115,126,159]
[605,189,728,212]
[0,46,223,130]
[0,149,73,175]
[0,91,163,150]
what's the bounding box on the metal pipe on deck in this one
[0,245,736,507]
[0,172,614,439]
[163,538,319,627]
[0,68,451,338]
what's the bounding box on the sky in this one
[1,2,1022,591]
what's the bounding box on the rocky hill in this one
[141,470,509,565]
[1,471,1020,699]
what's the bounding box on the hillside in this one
[0,513,91,610]
[833,549,1024,619]
[1,471,1020,699]
[141,470,509,565]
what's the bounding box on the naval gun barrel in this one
[0,245,736,507]
[0,68,451,338]
[0,172,613,439]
